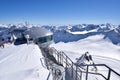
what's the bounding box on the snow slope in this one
[51,35,120,60]
[51,35,120,73]
[0,44,50,80]
[0,23,120,80]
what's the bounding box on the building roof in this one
[24,27,53,39]
[12,28,27,33]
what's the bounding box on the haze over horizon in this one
[0,0,120,25]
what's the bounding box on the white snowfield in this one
[67,28,98,35]
[0,44,50,80]
[0,35,120,80]
[51,35,120,60]
[51,35,120,74]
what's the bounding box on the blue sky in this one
[0,0,120,25]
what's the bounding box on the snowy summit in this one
[0,23,120,80]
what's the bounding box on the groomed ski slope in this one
[0,44,51,80]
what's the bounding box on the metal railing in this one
[51,47,120,80]
[51,47,83,80]
[81,64,120,80]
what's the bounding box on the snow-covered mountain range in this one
[54,24,120,44]
[0,23,120,80]
[41,23,120,45]
[0,23,120,45]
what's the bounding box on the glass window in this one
[35,35,53,44]
[46,35,53,42]
[38,37,45,43]
[50,35,53,40]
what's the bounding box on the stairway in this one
[65,67,74,80]
[42,47,120,80]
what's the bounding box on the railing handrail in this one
[50,47,120,80]
[46,72,51,80]
[78,64,120,77]
[51,47,81,80]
